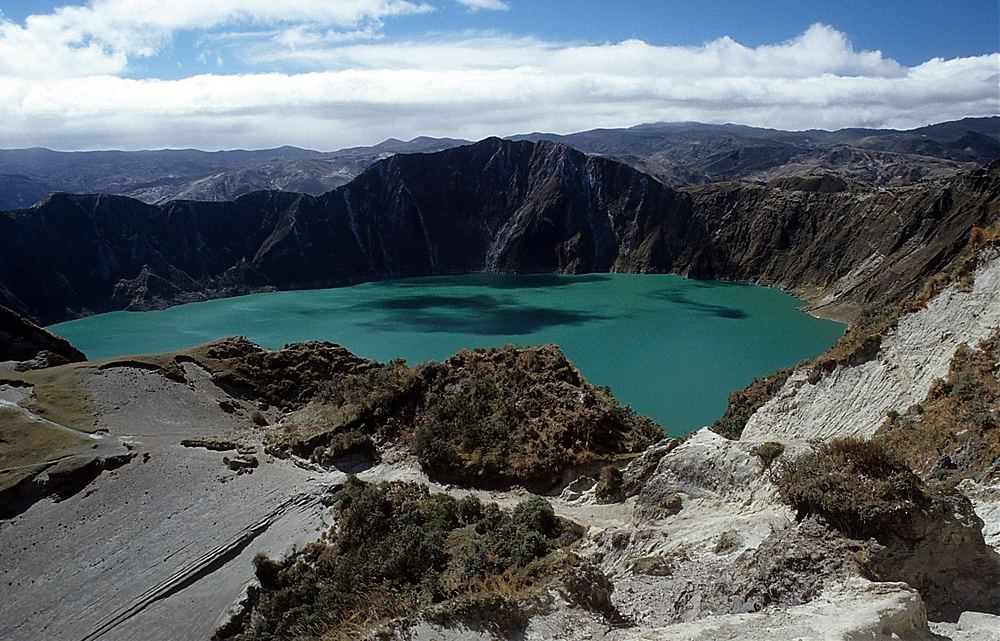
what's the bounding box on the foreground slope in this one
[0,339,656,641]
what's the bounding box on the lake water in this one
[49,274,843,435]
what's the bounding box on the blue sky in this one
[0,0,996,150]
[365,1,1000,65]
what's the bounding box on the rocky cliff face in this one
[0,138,997,325]
[686,161,1000,319]
[0,138,705,323]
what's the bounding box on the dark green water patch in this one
[49,274,844,434]
[647,286,750,319]
[357,292,610,335]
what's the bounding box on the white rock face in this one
[957,479,1000,553]
[403,580,940,641]
[742,252,1000,443]
[932,611,1000,641]
[616,579,937,641]
[955,612,1000,640]
[568,253,1000,638]
[628,429,790,550]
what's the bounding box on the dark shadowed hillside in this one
[0,138,701,323]
[0,138,997,326]
[0,306,85,365]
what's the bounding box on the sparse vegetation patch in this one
[219,479,584,640]
[413,346,662,490]
[876,333,999,483]
[273,344,663,491]
[751,441,785,470]
[711,369,791,440]
[777,437,931,540]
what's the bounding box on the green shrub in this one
[750,441,785,470]
[457,493,483,523]
[950,372,986,402]
[776,437,928,540]
[221,480,582,640]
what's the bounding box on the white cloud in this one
[455,0,510,10]
[0,18,996,150]
[0,0,433,77]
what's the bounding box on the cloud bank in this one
[0,2,996,150]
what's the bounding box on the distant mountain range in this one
[0,137,470,210]
[515,117,1000,187]
[0,117,997,210]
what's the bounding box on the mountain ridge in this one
[0,118,996,210]
[1,137,997,326]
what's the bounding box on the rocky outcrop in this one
[2,140,997,326]
[767,174,853,193]
[270,343,662,491]
[0,304,85,366]
[0,452,135,519]
[870,492,1000,621]
[616,579,939,641]
[934,611,1000,641]
[185,337,379,409]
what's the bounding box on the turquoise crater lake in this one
[49,274,843,435]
